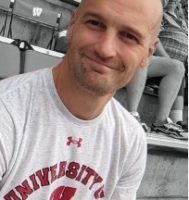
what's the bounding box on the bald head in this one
[78,0,163,37]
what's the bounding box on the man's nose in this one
[94,31,117,60]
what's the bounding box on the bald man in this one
[0,0,163,199]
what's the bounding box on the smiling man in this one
[0,0,163,199]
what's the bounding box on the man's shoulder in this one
[0,68,50,99]
[109,97,135,120]
[109,97,146,138]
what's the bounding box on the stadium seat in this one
[24,49,62,73]
[0,0,11,10]
[7,0,61,49]
[0,0,14,36]
[0,40,20,78]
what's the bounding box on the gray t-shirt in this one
[0,68,147,200]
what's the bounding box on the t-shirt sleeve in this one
[0,99,15,182]
[111,125,147,200]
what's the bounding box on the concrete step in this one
[137,146,188,200]
[146,132,188,151]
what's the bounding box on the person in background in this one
[159,0,188,129]
[126,41,187,140]
[0,0,163,199]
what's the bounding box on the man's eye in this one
[86,19,104,29]
[120,32,139,44]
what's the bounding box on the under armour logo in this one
[67,137,83,148]
[33,7,43,17]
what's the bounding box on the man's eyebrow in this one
[121,25,145,40]
[82,11,146,40]
[82,11,106,21]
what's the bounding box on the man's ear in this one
[67,10,78,42]
[140,58,149,68]
[149,38,159,57]
[139,38,159,68]
[69,9,78,27]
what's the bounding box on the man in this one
[0,0,163,199]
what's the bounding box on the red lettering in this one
[4,190,21,200]
[94,185,105,199]
[81,167,96,185]
[57,161,67,178]
[15,180,33,200]
[50,164,58,183]
[4,161,105,199]
[36,168,50,186]
[89,175,103,190]
[66,162,79,179]
[76,165,87,182]
[50,186,76,200]
[29,174,40,191]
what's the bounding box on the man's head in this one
[65,0,163,96]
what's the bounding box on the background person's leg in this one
[148,57,185,122]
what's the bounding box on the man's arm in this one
[0,99,15,183]
[111,125,147,200]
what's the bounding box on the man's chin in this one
[79,81,116,96]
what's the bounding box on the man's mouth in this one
[85,56,114,74]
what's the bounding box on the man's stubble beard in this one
[69,61,117,97]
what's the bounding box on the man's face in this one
[66,0,160,96]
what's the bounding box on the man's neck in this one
[53,60,113,120]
